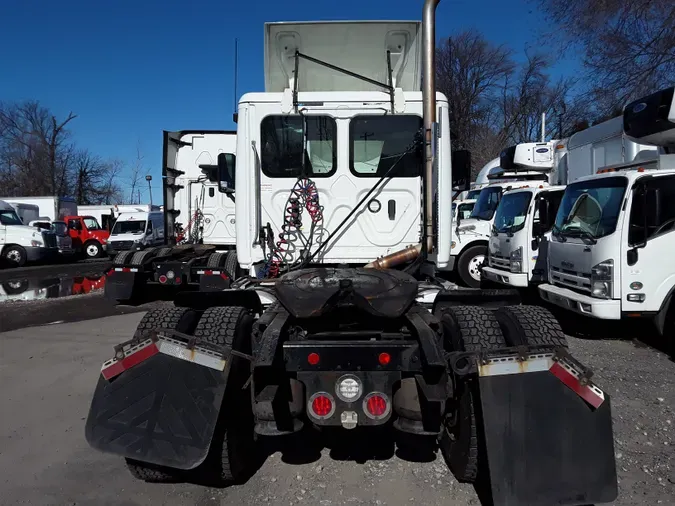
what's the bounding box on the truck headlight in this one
[591,259,613,299]
[510,247,522,273]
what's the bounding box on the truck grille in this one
[489,253,510,270]
[550,266,592,294]
[42,231,57,249]
[110,240,134,251]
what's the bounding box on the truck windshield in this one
[554,176,628,240]
[52,222,68,236]
[83,217,102,230]
[112,220,146,235]
[493,191,532,234]
[467,190,481,199]
[454,202,475,220]
[0,210,23,226]
[471,187,503,221]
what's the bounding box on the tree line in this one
[1,0,673,192]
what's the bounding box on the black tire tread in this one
[437,305,505,483]
[224,251,238,279]
[495,305,568,347]
[206,252,226,268]
[133,307,198,340]
[156,247,173,258]
[130,249,156,266]
[112,250,133,266]
[125,459,180,483]
[193,306,253,483]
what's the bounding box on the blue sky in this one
[1,0,574,203]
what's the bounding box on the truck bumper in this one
[539,283,621,319]
[25,246,59,262]
[482,266,529,287]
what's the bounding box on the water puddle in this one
[0,275,106,302]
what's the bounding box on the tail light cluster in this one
[307,374,391,426]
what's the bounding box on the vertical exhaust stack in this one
[423,0,440,254]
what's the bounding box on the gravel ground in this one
[0,310,673,505]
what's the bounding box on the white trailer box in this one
[0,196,78,222]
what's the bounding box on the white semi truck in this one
[104,131,239,302]
[482,115,660,291]
[448,141,560,287]
[539,86,675,356]
[85,7,618,506]
[0,200,59,266]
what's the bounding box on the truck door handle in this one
[388,200,396,220]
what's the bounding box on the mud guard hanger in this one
[292,50,396,114]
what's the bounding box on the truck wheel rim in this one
[87,244,99,256]
[7,250,21,262]
[468,255,485,281]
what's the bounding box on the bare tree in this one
[0,100,76,197]
[533,0,675,114]
[127,140,145,204]
[72,150,124,205]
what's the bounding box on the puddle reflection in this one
[0,275,106,302]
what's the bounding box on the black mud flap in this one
[478,371,618,506]
[104,271,142,301]
[85,353,227,470]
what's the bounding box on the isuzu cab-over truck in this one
[84,3,618,505]
[539,86,675,357]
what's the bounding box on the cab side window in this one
[629,175,675,245]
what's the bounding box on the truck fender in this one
[654,288,675,336]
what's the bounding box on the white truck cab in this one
[448,142,558,287]
[108,211,165,253]
[539,86,675,349]
[482,185,565,287]
[229,21,454,275]
[452,198,476,221]
[0,200,58,266]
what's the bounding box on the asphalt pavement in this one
[1,312,673,505]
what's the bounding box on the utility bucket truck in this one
[449,141,560,287]
[539,86,675,356]
[85,3,618,504]
[104,131,240,302]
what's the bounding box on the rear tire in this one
[224,251,239,280]
[193,306,255,484]
[494,305,568,347]
[436,305,506,482]
[457,245,487,289]
[155,247,173,258]
[125,307,200,482]
[130,249,156,266]
[112,250,134,266]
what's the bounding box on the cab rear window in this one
[349,115,422,177]
[260,115,336,178]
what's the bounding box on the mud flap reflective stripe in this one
[477,353,605,409]
[477,358,618,505]
[101,336,227,380]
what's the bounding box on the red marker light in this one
[158,275,167,284]
[308,352,320,365]
[378,352,391,365]
[175,277,181,284]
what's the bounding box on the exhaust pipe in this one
[364,244,422,269]
[423,0,440,254]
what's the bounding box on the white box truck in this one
[539,86,675,356]
[0,200,59,266]
[0,196,78,222]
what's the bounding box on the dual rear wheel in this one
[125,306,254,484]
[435,304,568,482]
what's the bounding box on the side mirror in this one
[217,153,236,194]
[146,229,152,235]
[451,150,471,191]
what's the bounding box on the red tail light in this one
[378,352,391,365]
[175,277,181,284]
[307,352,320,365]
[363,392,390,419]
[158,275,167,284]
[308,392,335,419]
